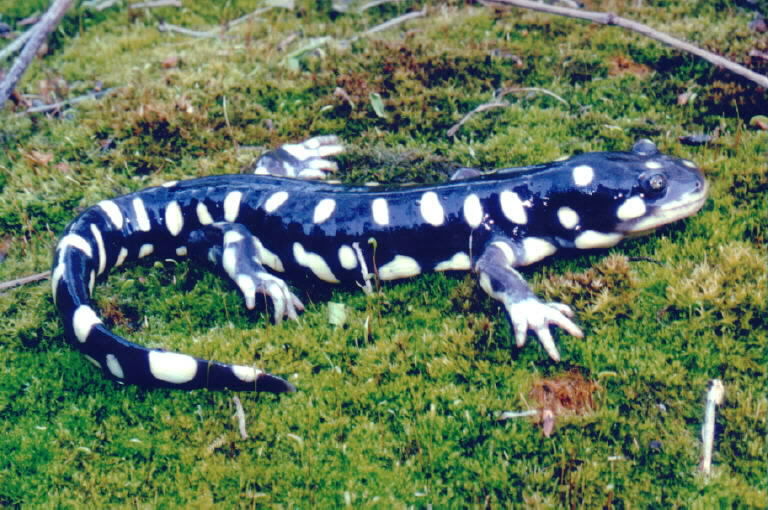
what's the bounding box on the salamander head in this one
[530,139,708,250]
[611,139,708,235]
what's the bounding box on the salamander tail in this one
[51,213,295,393]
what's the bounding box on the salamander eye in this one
[641,173,667,195]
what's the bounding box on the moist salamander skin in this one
[51,137,708,392]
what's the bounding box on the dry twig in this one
[0,271,51,293]
[358,0,402,12]
[700,379,725,475]
[157,6,274,38]
[82,0,121,10]
[447,87,569,136]
[19,86,120,115]
[0,27,35,62]
[233,396,248,440]
[484,0,768,88]
[341,9,426,47]
[0,0,74,109]
[362,8,425,36]
[130,0,182,8]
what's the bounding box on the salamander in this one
[51,137,708,392]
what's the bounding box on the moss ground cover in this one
[0,0,766,506]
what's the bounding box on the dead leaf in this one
[162,55,179,69]
[608,55,651,78]
[750,115,768,130]
[529,370,600,436]
[55,161,72,173]
[23,150,54,166]
[677,91,696,105]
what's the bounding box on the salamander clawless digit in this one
[52,137,707,392]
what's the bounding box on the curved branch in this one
[0,0,74,109]
[485,0,768,89]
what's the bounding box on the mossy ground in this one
[0,0,766,507]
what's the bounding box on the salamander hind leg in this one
[475,240,583,361]
[187,223,304,322]
[252,135,344,180]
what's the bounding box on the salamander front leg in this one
[252,135,344,180]
[187,223,304,322]
[475,241,583,361]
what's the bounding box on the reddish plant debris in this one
[530,370,600,437]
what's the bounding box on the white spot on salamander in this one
[574,230,622,249]
[51,263,66,301]
[165,200,184,236]
[491,241,516,265]
[371,198,390,226]
[132,198,151,232]
[434,252,471,271]
[58,234,93,258]
[224,191,242,222]
[616,196,647,220]
[338,245,358,270]
[232,364,263,382]
[313,198,336,224]
[463,194,483,228]
[73,305,102,343]
[106,354,124,379]
[138,243,154,258]
[682,159,696,168]
[419,191,444,226]
[115,247,128,267]
[572,165,594,187]
[90,224,107,275]
[88,270,95,296]
[176,246,188,257]
[253,237,284,272]
[293,242,339,283]
[148,351,198,384]
[645,161,663,170]
[557,206,580,230]
[196,202,214,225]
[521,237,557,265]
[98,200,123,230]
[379,255,421,280]
[500,190,527,225]
[264,191,289,213]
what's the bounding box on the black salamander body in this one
[52,137,707,392]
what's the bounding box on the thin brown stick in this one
[157,22,218,38]
[498,86,569,107]
[232,396,248,440]
[484,0,768,89]
[157,6,274,38]
[447,87,569,136]
[0,271,51,293]
[0,27,35,61]
[341,8,426,47]
[130,0,182,8]
[0,0,74,109]
[18,86,120,115]
[447,100,508,137]
[363,8,426,36]
[82,0,120,10]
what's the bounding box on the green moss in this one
[0,0,766,507]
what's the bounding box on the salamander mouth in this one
[619,181,709,235]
